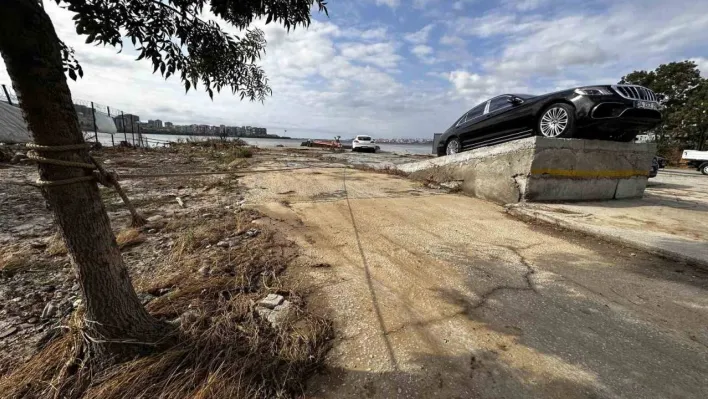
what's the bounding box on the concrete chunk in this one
[258,294,284,309]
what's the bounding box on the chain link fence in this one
[1,82,171,148]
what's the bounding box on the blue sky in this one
[1,0,707,139]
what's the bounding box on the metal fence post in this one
[138,123,143,147]
[130,115,135,146]
[107,106,114,147]
[121,111,127,143]
[90,101,98,144]
[1,84,13,105]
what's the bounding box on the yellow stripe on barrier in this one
[530,168,649,178]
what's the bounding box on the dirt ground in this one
[2,145,707,398]
[238,152,708,398]
[0,143,303,378]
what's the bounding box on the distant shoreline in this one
[134,131,289,140]
[107,131,432,144]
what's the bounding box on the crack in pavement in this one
[468,245,538,311]
[383,245,540,337]
[384,310,467,336]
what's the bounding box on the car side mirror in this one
[507,96,522,105]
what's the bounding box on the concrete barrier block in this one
[398,136,656,204]
[535,137,585,150]
[615,177,648,199]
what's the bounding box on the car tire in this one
[537,103,576,138]
[445,137,461,156]
[701,162,708,175]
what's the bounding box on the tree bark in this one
[0,0,170,358]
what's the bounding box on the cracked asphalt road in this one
[241,153,708,399]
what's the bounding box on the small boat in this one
[300,139,352,149]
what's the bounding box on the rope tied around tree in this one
[25,143,147,227]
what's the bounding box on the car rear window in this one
[357,136,371,141]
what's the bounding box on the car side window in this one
[455,113,467,126]
[488,96,511,113]
[464,104,485,122]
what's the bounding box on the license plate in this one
[635,101,659,110]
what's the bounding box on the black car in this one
[649,156,660,178]
[437,85,662,156]
[655,156,667,169]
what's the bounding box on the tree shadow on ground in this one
[307,349,614,399]
[424,246,708,399]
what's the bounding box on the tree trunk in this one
[0,0,170,358]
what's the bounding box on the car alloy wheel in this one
[540,106,569,137]
[446,138,460,155]
[702,163,708,175]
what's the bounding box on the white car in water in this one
[352,135,377,152]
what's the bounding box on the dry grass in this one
[0,209,333,399]
[115,228,146,249]
[0,246,32,276]
[46,233,68,256]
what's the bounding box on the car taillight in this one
[354,140,359,143]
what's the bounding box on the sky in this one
[1,0,707,139]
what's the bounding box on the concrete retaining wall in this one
[397,137,656,204]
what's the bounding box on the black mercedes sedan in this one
[437,85,662,156]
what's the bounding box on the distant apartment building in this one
[165,121,173,128]
[154,119,163,129]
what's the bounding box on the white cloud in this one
[439,34,466,47]
[447,70,533,104]
[691,57,708,77]
[412,45,433,57]
[452,13,540,38]
[413,0,441,8]
[504,0,551,11]
[464,1,708,82]
[360,27,389,41]
[339,42,402,69]
[374,0,400,9]
[341,26,390,41]
[451,0,477,11]
[411,45,437,64]
[404,24,435,44]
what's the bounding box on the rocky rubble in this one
[0,258,77,374]
[255,294,297,328]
